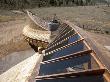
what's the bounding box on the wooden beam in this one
[46,33,78,51]
[104,69,110,82]
[59,23,69,34]
[48,26,69,47]
[48,23,68,47]
[27,11,48,31]
[24,35,49,45]
[45,38,84,55]
[41,50,92,64]
[36,68,105,80]
[48,27,74,47]
[91,53,104,69]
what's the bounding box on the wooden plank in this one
[48,25,70,48]
[48,27,74,47]
[44,25,65,47]
[51,23,68,39]
[91,53,104,69]
[104,69,110,82]
[59,23,69,34]
[36,68,105,80]
[24,35,49,44]
[27,11,48,31]
[46,33,78,51]
[45,38,84,55]
[41,49,92,64]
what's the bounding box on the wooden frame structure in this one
[36,68,105,80]
[23,11,110,82]
[41,50,92,64]
[36,22,110,81]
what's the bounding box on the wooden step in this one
[45,38,84,55]
[42,50,92,64]
[36,68,105,80]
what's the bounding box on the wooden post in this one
[29,42,38,52]
[38,47,45,54]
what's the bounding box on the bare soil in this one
[0,11,31,58]
[31,6,110,34]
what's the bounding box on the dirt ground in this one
[0,11,31,58]
[86,31,110,69]
[31,6,110,34]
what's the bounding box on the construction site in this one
[0,5,110,82]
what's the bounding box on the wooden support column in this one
[88,61,92,69]
[29,42,38,52]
